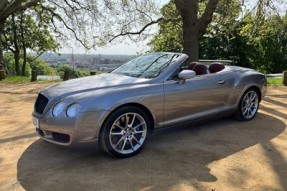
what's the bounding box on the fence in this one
[266,72,287,86]
[265,73,283,78]
[37,75,61,81]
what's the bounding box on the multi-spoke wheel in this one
[100,106,151,158]
[234,88,260,121]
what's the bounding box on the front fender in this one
[233,72,266,107]
[67,83,165,128]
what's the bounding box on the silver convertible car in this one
[32,52,267,158]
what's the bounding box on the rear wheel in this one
[100,106,151,158]
[234,88,260,121]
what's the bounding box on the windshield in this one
[112,53,180,78]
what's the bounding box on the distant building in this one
[40,52,136,70]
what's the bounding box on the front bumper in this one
[32,110,109,146]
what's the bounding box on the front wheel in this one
[100,106,151,158]
[234,88,260,121]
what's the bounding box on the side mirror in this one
[178,70,196,84]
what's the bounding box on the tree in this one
[107,0,285,62]
[1,0,285,69]
[260,14,287,73]
[106,0,220,61]
[4,51,57,76]
[149,2,183,52]
[0,0,159,70]
[150,0,241,58]
[0,0,40,70]
[2,11,59,75]
[240,13,287,73]
[4,13,21,75]
[2,0,216,62]
[173,0,219,61]
[150,0,287,73]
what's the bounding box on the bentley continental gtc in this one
[32,52,267,158]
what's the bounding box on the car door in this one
[163,72,234,126]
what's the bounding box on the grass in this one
[1,76,62,83]
[267,77,283,86]
[1,76,31,83]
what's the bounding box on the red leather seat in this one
[193,64,208,75]
[187,62,198,70]
[209,63,225,73]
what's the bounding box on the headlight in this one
[66,103,80,117]
[52,102,66,117]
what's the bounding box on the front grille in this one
[34,94,48,114]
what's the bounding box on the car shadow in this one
[17,112,286,191]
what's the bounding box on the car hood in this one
[42,73,150,98]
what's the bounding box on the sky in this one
[59,0,169,55]
[60,41,149,55]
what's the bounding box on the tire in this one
[100,106,151,158]
[234,88,260,121]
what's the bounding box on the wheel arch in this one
[99,103,155,138]
[233,85,261,121]
[245,85,262,102]
[237,85,262,107]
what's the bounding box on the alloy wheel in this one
[241,90,259,119]
[109,113,147,154]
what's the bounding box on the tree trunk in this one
[0,46,5,78]
[22,47,27,76]
[175,0,219,62]
[182,16,199,61]
[0,19,6,76]
[63,71,70,81]
[31,70,37,82]
[175,0,199,62]
[283,71,287,86]
[20,14,26,76]
[14,50,20,75]
[11,13,20,75]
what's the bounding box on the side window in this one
[168,60,190,81]
[168,67,181,81]
[180,59,191,70]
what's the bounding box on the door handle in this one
[218,80,225,84]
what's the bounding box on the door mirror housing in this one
[178,70,196,79]
[178,70,196,84]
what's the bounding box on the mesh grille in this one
[34,94,48,114]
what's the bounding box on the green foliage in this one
[199,0,242,60]
[267,77,283,86]
[149,2,183,52]
[3,12,59,55]
[4,51,31,76]
[56,64,90,79]
[22,13,59,54]
[1,76,30,83]
[1,76,61,83]
[149,0,287,73]
[27,54,57,76]
[4,52,57,76]
[2,10,59,76]
[149,0,242,55]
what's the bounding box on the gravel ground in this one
[0,82,286,191]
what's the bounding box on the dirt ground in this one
[0,82,286,191]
